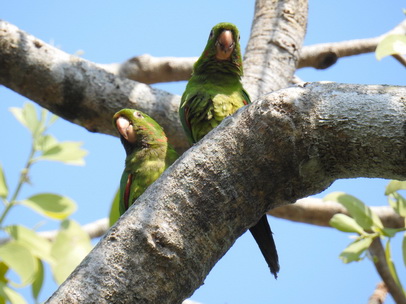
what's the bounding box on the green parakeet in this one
[113,109,178,215]
[179,22,280,278]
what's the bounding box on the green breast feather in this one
[180,22,251,144]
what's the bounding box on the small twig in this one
[368,282,388,304]
[368,238,406,304]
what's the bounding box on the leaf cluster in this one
[327,180,406,294]
[0,103,91,304]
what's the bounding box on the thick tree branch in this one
[369,239,406,304]
[242,0,308,99]
[45,82,406,303]
[0,20,189,153]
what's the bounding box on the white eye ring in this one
[133,111,143,119]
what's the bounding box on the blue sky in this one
[1,1,405,303]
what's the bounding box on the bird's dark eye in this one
[238,34,240,41]
[133,111,143,119]
[208,30,214,40]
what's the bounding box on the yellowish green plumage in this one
[179,22,280,278]
[180,22,250,144]
[113,109,178,215]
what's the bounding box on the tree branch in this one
[298,19,406,69]
[270,198,404,229]
[242,0,308,99]
[45,82,406,303]
[369,239,406,304]
[0,19,189,153]
[100,20,406,84]
[99,55,197,85]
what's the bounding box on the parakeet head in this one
[113,109,167,155]
[194,22,243,76]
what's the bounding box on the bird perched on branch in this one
[179,22,280,278]
[113,109,178,215]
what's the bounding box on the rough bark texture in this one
[0,20,189,153]
[243,0,308,98]
[46,83,406,303]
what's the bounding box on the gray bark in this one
[46,82,406,303]
[243,0,308,99]
[0,20,189,153]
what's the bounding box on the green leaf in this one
[31,259,44,301]
[0,241,36,286]
[384,239,403,290]
[38,134,58,152]
[339,237,373,263]
[0,282,27,304]
[4,225,54,263]
[37,141,88,165]
[50,220,92,284]
[0,164,8,199]
[376,34,406,60]
[23,103,41,135]
[329,214,366,235]
[9,103,44,137]
[109,188,121,227]
[387,192,406,217]
[9,107,26,129]
[324,192,383,231]
[19,193,77,220]
[381,227,405,238]
[385,180,406,195]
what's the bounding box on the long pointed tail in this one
[249,215,280,278]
